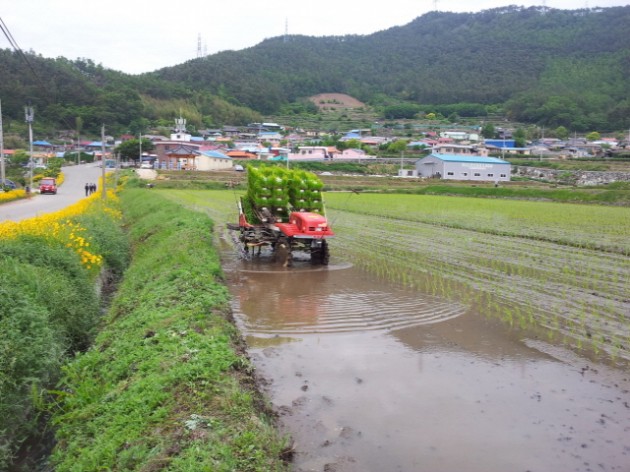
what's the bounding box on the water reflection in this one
[228,258,466,339]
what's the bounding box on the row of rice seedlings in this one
[328,205,630,362]
[337,220,542,334]
[338,206,624,310]
[443,235,627,350]
[325,193,630,255]
[340,213,584,340]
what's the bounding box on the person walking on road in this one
[85,183,89,196]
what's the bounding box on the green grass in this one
[50,189,290,472]
[403,184,630,204]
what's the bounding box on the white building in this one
[415,154,511,182]
[196,150,233,171]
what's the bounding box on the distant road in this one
[0,164,108,222]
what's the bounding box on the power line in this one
[0,16,22,51]
[0,15,52,104]
[0,15,84,135]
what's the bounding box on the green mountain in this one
[1,5,629,137]
[153,5,630,132]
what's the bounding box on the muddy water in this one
[223,252,630,472]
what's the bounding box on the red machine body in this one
[229,199,333,266]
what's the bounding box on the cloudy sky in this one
[2,0,628,74]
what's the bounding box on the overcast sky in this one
[2,0,628,74]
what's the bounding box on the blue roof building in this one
[484,139,516,148]
[415,153,511,182]
[195,149,232,171]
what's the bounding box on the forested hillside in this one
[0,53,262,138]
[155,5,630,132]
[1,5,629,137]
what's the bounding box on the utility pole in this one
[114,152,120,188]
[400,151,404,175]
[0,100,5,187]
[76,116,83,165]
[25,106,34,192]
[101,124,106,199]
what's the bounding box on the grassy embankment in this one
[49,189,290,472]
[0,189,128,470]
[163,188,630,364]
[1,184,290,471]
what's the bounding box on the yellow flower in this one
[0,175,119,272]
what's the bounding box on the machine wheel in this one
[275,237,293,267]
[310,240,329,265]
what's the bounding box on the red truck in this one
[39,177,57,194]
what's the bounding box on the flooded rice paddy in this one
[167,190,630,471]
[224,253,630,472]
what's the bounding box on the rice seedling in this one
[159,189,630,364]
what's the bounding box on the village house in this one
[150,117,233,170]
[432,144,489,156]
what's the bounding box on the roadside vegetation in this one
[1,183,290,471]
[49,189,290,472]
[0,189,128,470]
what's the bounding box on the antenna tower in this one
[284,18,288,43]
[197,33,202,58]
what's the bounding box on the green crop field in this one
[162,189,630,364]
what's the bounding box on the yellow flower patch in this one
[0,185,120,272]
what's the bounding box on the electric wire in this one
[0,15,51,103]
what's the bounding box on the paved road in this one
[0,164,108,222]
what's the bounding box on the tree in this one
[554,126,569,140]
[337,138,362,151]
[382,104,420,119]
[387,140,408,154]
[513,128,527,148]
[115,138,155,162]
[8,150,29,168]
[585,131,601,142]
[481,123,496,139]
[128,118,150,136]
